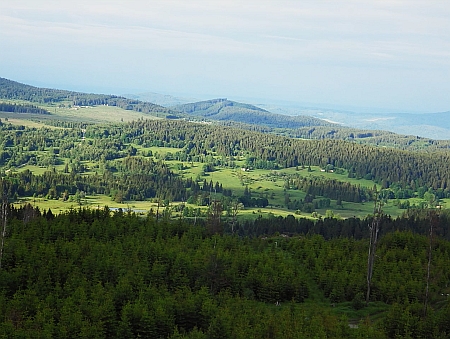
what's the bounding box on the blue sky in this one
[1,0,450,113]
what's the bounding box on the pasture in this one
[9,143,434,220]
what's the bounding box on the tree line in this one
[100,119,450,191]
[0,102,50,115]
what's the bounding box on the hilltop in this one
[172,98,334,129]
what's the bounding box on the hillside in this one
[124,91,197,107]
[2,77,450,150]
[172,98,334,129]
[0,77,178,118]
[171,98,450,149]
[2,78,450,338]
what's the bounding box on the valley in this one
[1,77,450,338]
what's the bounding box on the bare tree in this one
[155,196,162,222]
[207,200,223,235]
[0,190,8,270]
[366,189,384,306]
[424,199,440,316]
[229,200,244,234]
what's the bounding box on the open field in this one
[0,114,62,129]
[52,105,160,123]
[9,143,448,220]
[2,111,447,220]
[0,100,160,124]
[14,196,158,216]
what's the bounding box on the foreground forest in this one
[0,205,450,338]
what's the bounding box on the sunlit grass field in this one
[0,100,160,124]
[52,105,160,123]
[10,144,447,220]
[3,111,447,220]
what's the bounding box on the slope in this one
[172,98,334,129]
[0,77,179,118]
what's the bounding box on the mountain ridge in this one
[1,77,449,147]
[172,98,334,129]
[0,77,178,117]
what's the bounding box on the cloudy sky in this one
[1,0,450,112]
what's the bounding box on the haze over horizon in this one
[1,1,450,114]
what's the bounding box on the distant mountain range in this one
[128,92,450,140]
[124,92,196,107]
[254,103,450,140]
[171,98,333,129]
[1,77,449,142]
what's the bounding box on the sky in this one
[1,0,450,113]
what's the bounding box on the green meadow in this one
[10,143,441,220]
[0,99,160,124]
[3,109,446,220]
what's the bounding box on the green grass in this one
[14,195,156,216]
[281,166,379,189]
[6,145,448,220]
[12,165,51,176]
[0,100,160,124]
[136,145,183,154]
[52,105,159,123]
[0,114,62,129]
[330,301,390,323]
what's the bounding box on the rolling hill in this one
[1,77,449,150]
[172,98,334,129]
[0,77,178,118]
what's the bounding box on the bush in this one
[352,292,366,310]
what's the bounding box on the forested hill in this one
[275,125,450,151]
[173,98,268,114]
[0,77,178,117]
[101,119,450,190]
[171,98,450,149]
[2,77,449,150]
[172,98,334,129]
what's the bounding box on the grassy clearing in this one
[13,195,212,219]
[52,105,159,123]
[315,200,403,219]
[14,196,154,216]
[280,166,379,189]
[330,301,390,324]
[6,145,447,220]
[0,113,62,129]
[0,101,160,124]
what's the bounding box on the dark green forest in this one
[0,102,50,115]
[1,205,450,338]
